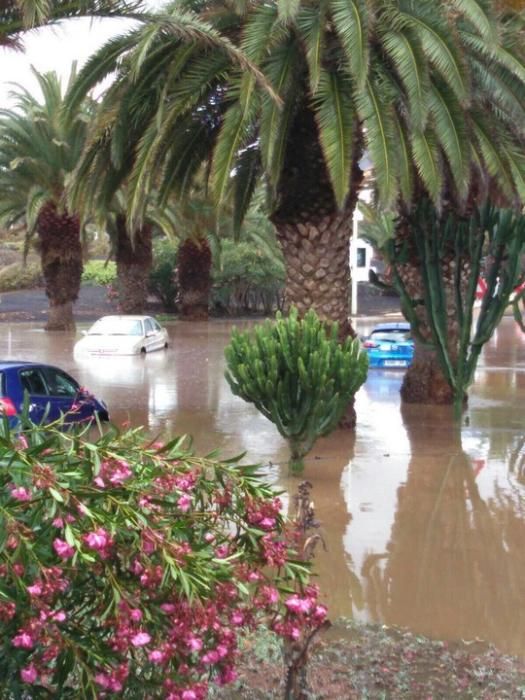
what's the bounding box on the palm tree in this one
[0,68,90,330]
[66,0,525,345]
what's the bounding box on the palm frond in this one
[409,128,443,201]
[313,69,355,208]
[330,0,368,89]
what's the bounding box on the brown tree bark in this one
[115,216,153,314]
[271,107,363,339]
[271,106,364,426]
[37,202,82,331]
[177,237,212,320]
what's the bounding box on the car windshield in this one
[370,330,411,343]
[87,319,143,336]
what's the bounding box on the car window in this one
[371,330,411,342]
[152,320,161,332]
[88,318,144,336]
[144,319,155,334]
[19,368,48,395]
[0,371,4,394]
[42,368,79,397]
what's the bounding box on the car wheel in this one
[140,347,146,354]
[164,342,168,349]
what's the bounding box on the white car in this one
[74,315,169,356]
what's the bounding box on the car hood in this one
[75,334,143,355]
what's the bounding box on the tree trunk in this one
[395,256,467,405]
[37,202,82,331]
[271,106,363,426]
[115,216,153,314]
[271,107,363,338]
[177,237,212,320]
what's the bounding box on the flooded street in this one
[2,316,525,659]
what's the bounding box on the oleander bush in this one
[0,417,325,698]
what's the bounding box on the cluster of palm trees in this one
[1,0,525,408]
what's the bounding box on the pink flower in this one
[10,486,31,501]
[12,632,34,649]
[131,631,151,647]
[20,664,38,684]
[186,636,202,652]
[148,649,165,664]
[231,611,244,626]
[177,494,192,512]
[26,583,42,597]
[94,476,106,488]
[285,595,312,614]
[202,650,219,665]
[53,538,75,559]
[108,462,132,485]
[84,528,110,550]
[130,608,142,622]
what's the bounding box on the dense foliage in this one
[225,308,369,473]
[147,239,179,312]
[0,417,325,697]
[82,260,117,286]
[212,240,285,315]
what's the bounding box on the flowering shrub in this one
[0,419,327,697]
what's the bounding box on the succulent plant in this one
[225,307,368,474]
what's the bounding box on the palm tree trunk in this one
[115,215,153,314]
[177,237,212,320]
[271,106,363,426]
[37,202,82,331]
[271,106,363,339]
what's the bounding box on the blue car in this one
[0,361,109,427]
[363,322,414,369]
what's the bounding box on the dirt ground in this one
[214,620,525,699]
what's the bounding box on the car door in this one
[18,366,53,423]
[41,367,95,423]
[144,318,159,351]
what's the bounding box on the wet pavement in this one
[1,316,525,659]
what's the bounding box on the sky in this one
[0,12,149,108]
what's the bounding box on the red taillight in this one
[0,397,17,416]
[363,340,379,349]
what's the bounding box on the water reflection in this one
[359,404,525,657]
[2,317,525,657]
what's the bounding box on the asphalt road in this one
[0,283,402,322]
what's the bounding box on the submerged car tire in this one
[140,347,146,354]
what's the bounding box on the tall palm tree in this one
[0,68,90,330]
[67,0,525,344]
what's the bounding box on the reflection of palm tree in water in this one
[362,404,525,656]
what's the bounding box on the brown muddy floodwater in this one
[2,316,525,659]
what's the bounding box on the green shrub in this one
[225,307,369,473]
[81,260,117,286]
[0,416,325,697]
[148,239,179,311]
[0,261,43,291]
[212,240,285,314]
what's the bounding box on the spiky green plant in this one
[224,308,368,474]
[387,200,525,417]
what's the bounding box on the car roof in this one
[92,315,153,322]
[371,322,410,332]
[0,361,57,371]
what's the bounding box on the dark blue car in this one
[363,322,414,369]
[0,361,109,427]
